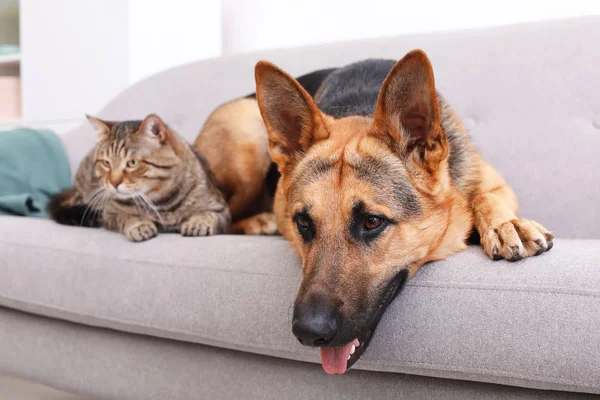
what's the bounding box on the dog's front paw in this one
[229,212,278,235]
[125,220,158,242]
[181,213,220,237]
[483,219,554,261]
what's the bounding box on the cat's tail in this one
[48,188,102,227]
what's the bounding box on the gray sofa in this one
[1,17,599,399]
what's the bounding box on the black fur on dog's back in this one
[315,59,396,118]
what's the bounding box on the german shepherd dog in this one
[195,50,554,374]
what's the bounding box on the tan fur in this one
[472,159,553,260]
[194,98,276,234]
[270,113,472,283]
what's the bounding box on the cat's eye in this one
[364,215,384,231]
[126,159,139,169]
[102,160,110,167]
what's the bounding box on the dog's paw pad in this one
[483,219,553,261]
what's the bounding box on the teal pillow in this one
[0,128,71,218]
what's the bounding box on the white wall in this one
[128,0,221,85]
[222,0,600,54]
[19,0,221,125]
[20,0,129,122]
[15,0,600,130]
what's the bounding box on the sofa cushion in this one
[1,216,599,394]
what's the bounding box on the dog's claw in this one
[492,244,499,255]
[491,244,502,260]
[483,219,553,261]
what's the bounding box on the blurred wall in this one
[222,0,600,54]
[18,0,220,124]
[128,0,221,85]
[20,0,129,121]
[10,0,600,131]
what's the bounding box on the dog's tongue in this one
[320,339,359,374]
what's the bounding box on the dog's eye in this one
[351,202,392,244]
[364,215,383,231]
[297,214,310,229]
[294,212,315,242]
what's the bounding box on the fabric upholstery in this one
[1,216,599,394]
[1,308,598,400]
[1,16,600,399]
[61,16,600,239]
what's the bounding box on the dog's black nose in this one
[292,301,338,347]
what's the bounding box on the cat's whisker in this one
[139,193,163,225]
[102,191,110,212]
[81,188,105,226]
[80,205,91,227]
[137,193,157,223]
[83,190,103,217]
[90,191,106,221]
[83,187,104,203]
[91,191,108,225]
[131,194,144,216]
[134,194,152,222]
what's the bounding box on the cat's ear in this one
[85,115,113,141]
[139,114,169,142]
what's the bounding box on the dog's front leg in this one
[471,159,554,261]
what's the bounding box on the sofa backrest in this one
[61,16,600,239]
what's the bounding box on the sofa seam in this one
[405,283,600,298]
[2,241,599,298]
[0,240,293,278]
[0,296,598,390]
[356,359,600,390]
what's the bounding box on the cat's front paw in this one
[483,219,553,261]
[181,213,220,237]
[125,220,158,242]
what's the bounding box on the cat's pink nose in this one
[109,174,123,188]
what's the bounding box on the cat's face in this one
[88,114,181,200]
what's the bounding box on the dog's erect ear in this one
[372,50,445,162]
[139,114,169,143]
[86,115,113,142]
[255,61,329,172]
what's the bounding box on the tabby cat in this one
[49,114,230,241]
